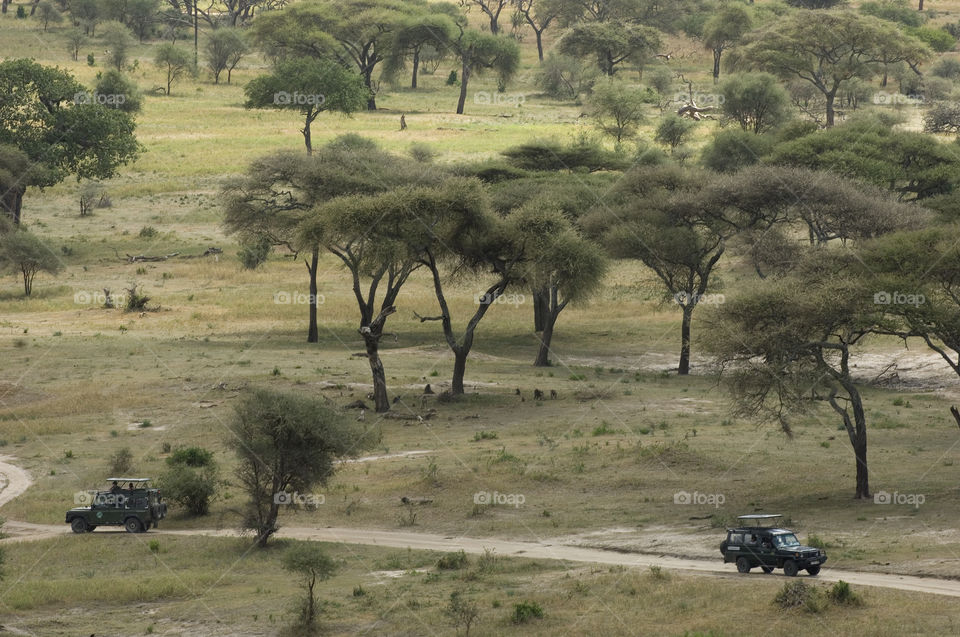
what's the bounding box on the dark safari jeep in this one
[720,514,827,576]
[66,478,167,533]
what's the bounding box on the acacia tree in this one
[222,138,422,347]
[702,3,750,83]
[283,544,337,629]
[729,11,929,126]
[251,0,419,110]
[708,256,882,499]
[461,0,509,33]
[244,58,369,154]
[451,26,520,114]
[410,178,525,395]
[154,43,193,95]
[512,0,558,61]
[0,60,140,225]
[510,205,607,367]
[386,9,458,89]
[229,387,378,547]
[205,27,247,84]
[0,230,64,296]
[719,72,791,134]
[557,21,661,76]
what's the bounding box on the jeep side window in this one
[729,533,743,544]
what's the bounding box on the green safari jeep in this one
[720,514,827,576]
[66,478,167,533]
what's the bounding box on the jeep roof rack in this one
[736,514,782,527]
[106,477,151,483]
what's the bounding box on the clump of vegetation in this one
[511,600,544,624]
[773,580,823,613]
[283,543,337,630]
[237,236,271,270]
[436,550,469,570]
[827,580,863,606]
[473,430,498,441]
[108,447,133,475]
[159,446,218,516]
[445,590,480,636]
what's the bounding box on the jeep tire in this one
[124,517,143,533]
[70,518,88,533]
[736,557,751,573]
[783,560,799,577]
[807,565,821,576]
[761,566,774,574]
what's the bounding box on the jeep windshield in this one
[773,533,800,547]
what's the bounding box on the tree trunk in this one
[918,0,924,10]
[825,90,837,127]
[303,117,313,155]
[1,0,8,15]
[22,267,33,297]
[532,287,548,332]
[1,185,24,226]
[364,67,377,110]
[365,332,390,412]
[452,349,468,395]
[678,304,695,375]
[306,248,319,343]
[535,30,544,62]
[848,388,870,499]
[712,49,721,83]
[534,310,557,367]
[489,14,498,34]
[411,49,419,89]
[256,502,280,547]
[457,61,470,114]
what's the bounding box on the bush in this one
[701,128,773,172]
[924,76,953,101]
[655,114,696,154]
[924,102,960,133]
[108,447,133,474]
[501,138,629,172]
[931,57,960,80]
[773,580,823,613]
[906,26,956,53]
[827,580,863,606]
[237,236,271,270]
[408,142,435,163]
[94,69,143,114]
[159,463,217,515]
[436,550,469,570]
[511,600,544,624]
[860,0,925,27]
[534,52,597,99]
[124,285,151,312]
[167,446,214,467]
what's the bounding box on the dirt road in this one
[3,457,960,598]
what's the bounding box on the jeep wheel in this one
[761,566,774,574]
[124,517,143,533]
[736,557,751,573]
[783,560,799,577]
[807,566,821,576]
[70,518,88,533]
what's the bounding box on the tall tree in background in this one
[558,21,661,76]
[205,27,247,84]
[730,11,929,126]
[460,0,509,33]
[251,0,420,110]
[451,25,520,114]
[702,3,751,83]
[244,58,368,154]
[0,60,140,225]
[387,8,458,89]
[512,0,558,61]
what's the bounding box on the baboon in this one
[533,389,544,400]
[550,390,558,399]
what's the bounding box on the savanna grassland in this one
[3,0,960,634]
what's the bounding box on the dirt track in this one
[3,457,960,598]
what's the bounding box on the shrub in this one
[924,102,960,133]
[501,138,629,172]
[436,550,469,570]
[445,591,480,635]
[701,128,773,173]
[827,580,863,606]
[237,236,271,270]
[408,142,435,163]
[534,52,597,99]
[932,57,960,81]
[108,447,133,474]
[159,463,217,515]
[511,600,544,624]
[167,446,214,467]
[773,580,823,613]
